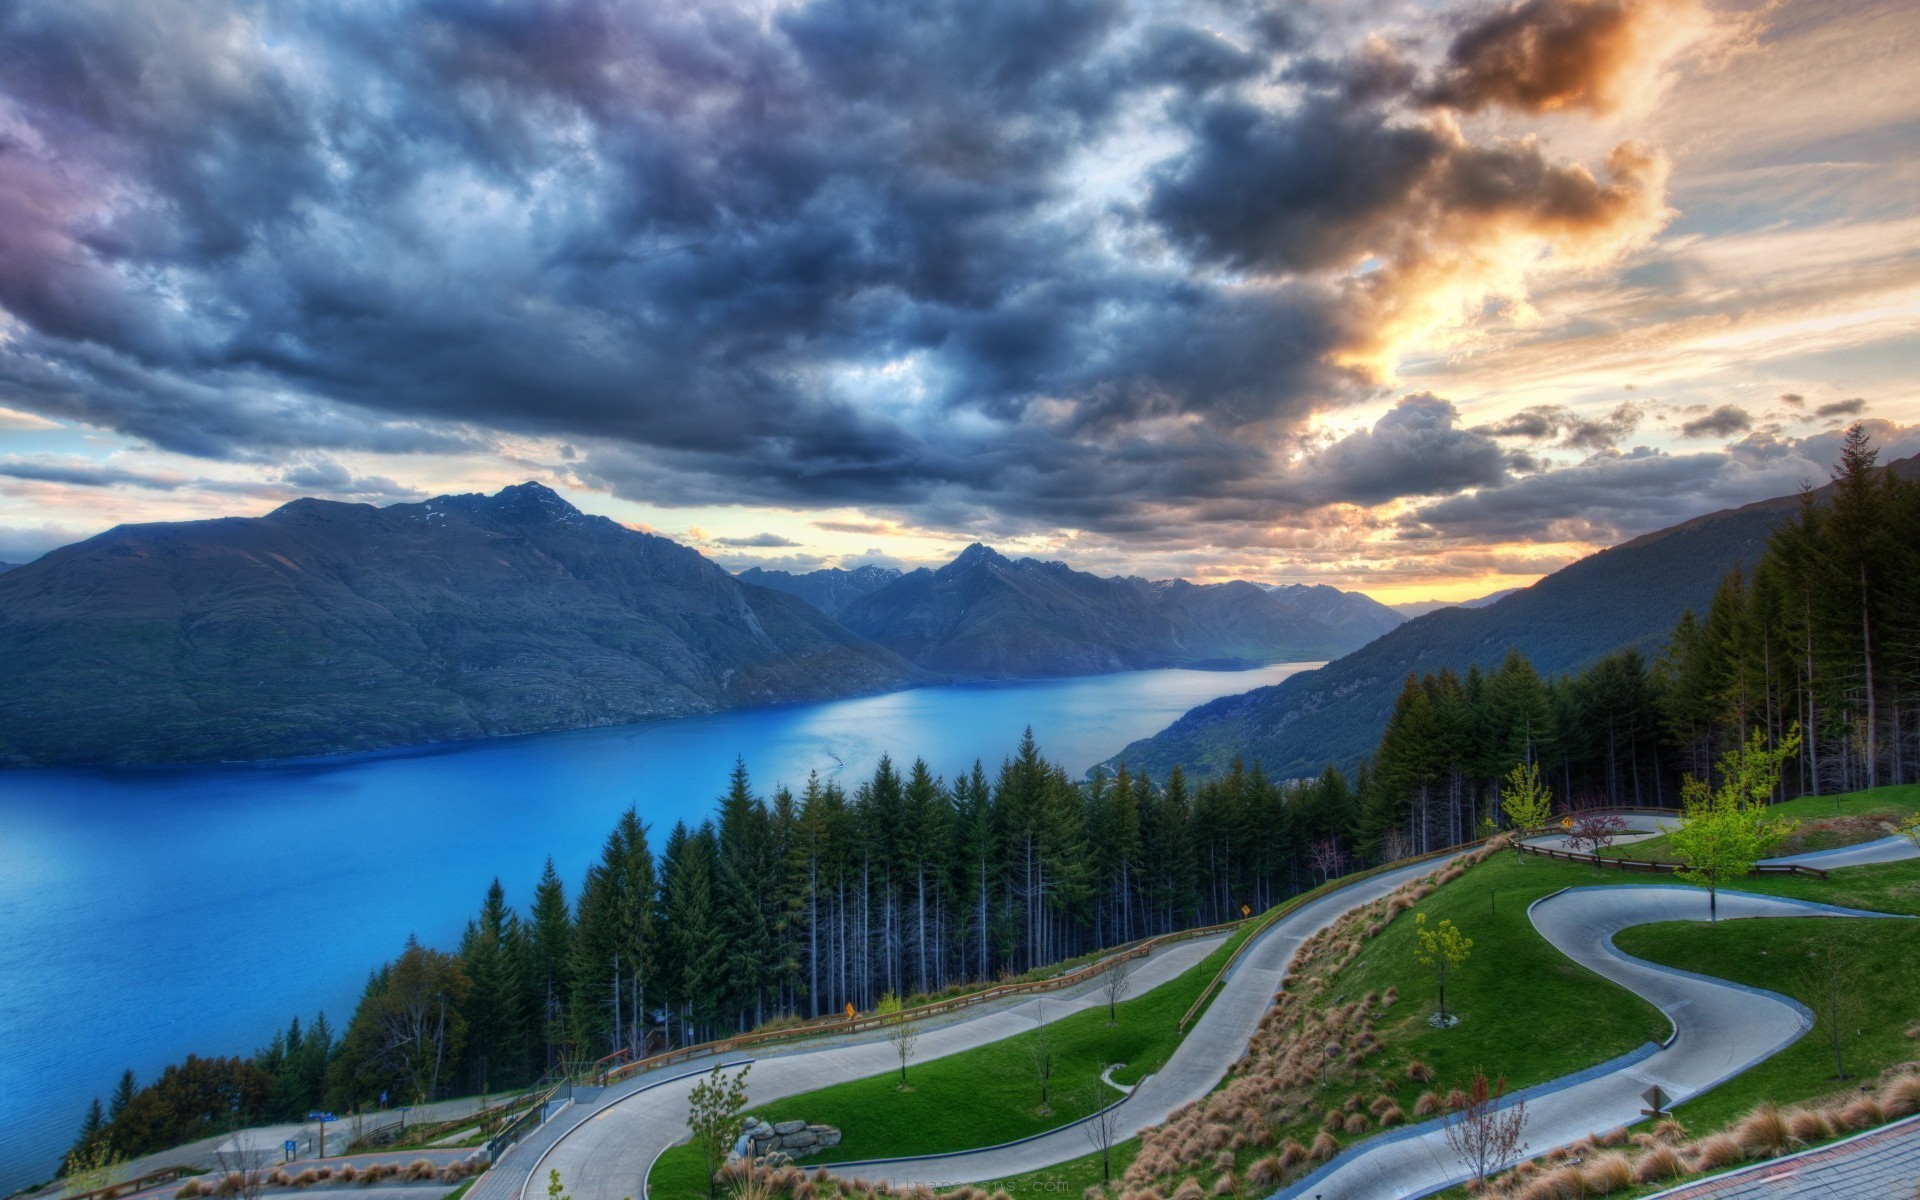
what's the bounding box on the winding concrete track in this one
[503,853,1470,1200]
[1276,880,1913,1200]
[493,829,1917,1200]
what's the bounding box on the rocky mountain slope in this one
[735,564,902,615]
[1107,461,1920,781]
[835,544,1384,676]
[0,483,927,765]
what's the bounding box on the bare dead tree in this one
[1802,939,1864,1080]
[1080,1071,1125,1185]
[1029,999,1057,1114]
[1100,956,1134,1025]
[1308,838,1347,884]
[210,1139,269,1200]
[1442,1072,1528,1188]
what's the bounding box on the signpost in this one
[306,1112,336,1160]
[844,1002,857,1021]
[283,1141,297,1164]
[1640,1084,1668,1119]
[1240,904,1251,918]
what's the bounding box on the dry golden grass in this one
[1734,1102,1792,1158]
[1633,1143,1685,1183]
[1579,1151,1633,1194]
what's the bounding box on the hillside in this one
[0,483,928,765]
[735,564,902,615]
[1388,587,1515,618]
[834,545,1382,676]
[1107,469,1898,781]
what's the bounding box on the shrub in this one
[1785,1108,1832,1144]
[1276,1141,1307,1171]
[1405,1060,1434,1084]
[294,1169,319,1188]
[1342,1112,1371,1135]
[1243,1157,1282,1189]
[1691,1133,1744,1171]
[1840,1097,1885,1130]
[1580,1152,1633,1194]
[1375,1104,1405,1127]
[1735,1102,1791,1158]
[1634,1144,1685,1183]
[1883,1072,1920,1118]
[1413,1090,1441,1117]
[1309,1130,1339,1162]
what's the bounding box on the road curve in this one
[517,923,1230,1200]
[1275,885,1910,1200]
[522,852,1469,1200]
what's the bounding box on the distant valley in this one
[0,487,1395,766]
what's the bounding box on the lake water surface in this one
[0,663,1313,1191]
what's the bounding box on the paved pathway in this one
[506,853,1469,1200]
[1274,886,1911,1199]
[468,923,1233,1200]
[1644,1114,1920,1198]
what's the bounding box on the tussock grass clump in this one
[1882,1071,1920,1117]
[1308,1130,1338,1163]
[1579,1152,1633,1194]
[1690,1133,1743,1171]
[1734,1102,1791,1158]
[1404,1059,1433,1083]
[1633,1143,1685,1183]
[1840,1096,1885,1130]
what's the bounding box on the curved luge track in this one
[488,832,1914,1200]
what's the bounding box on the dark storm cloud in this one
[1402,418,1920,544]
[1284,393,1510,505]
[1817,398,1867,418]
[1477,401,1643,450]
[0,459,182,490]
[1679,403,1753,439]
[713,533,803,548]
[1422,0,1696,115]
[0,0,1686,540]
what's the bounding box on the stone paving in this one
[1644,1115,1920,1199]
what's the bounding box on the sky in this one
[0,0,1914,603]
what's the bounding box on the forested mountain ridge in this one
[735,563,903,616]
[836,544,1383,676]
[1111,451,1920,782]
[0,483,928,765]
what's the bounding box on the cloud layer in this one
[0,0,1908,591]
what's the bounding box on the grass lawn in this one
[1603,783,1917,863]
[1614,915,1920,1130]
[1165,849,1919,1200]
[649,922,1259,1200]
[1306,853,1670,1096]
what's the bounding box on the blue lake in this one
[0,662,1313,1190]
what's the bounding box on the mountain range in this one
[0,483,927,765]
[1108,455,1920,781]
[735,564,903,615]
[1387,588,1516,618]
[828,545,1397,676]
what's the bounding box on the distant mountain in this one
[736,564,903,615]
[1261,583,1406,643]
[0,483,927,766]
[1107,460,1920,782]
[835,544,1376,676]
[0,561,16,574]
[1389,588,1517,618]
